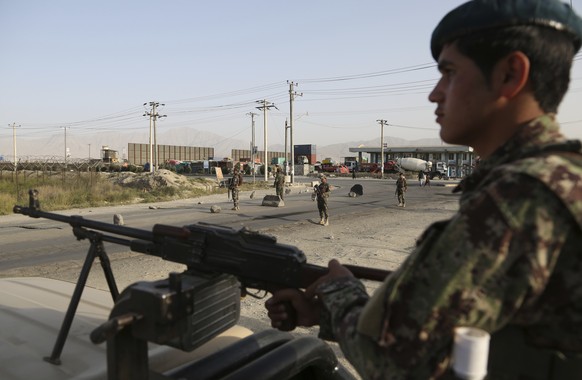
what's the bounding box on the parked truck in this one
[271,157,286,165]
[344,160,358,172]
[428,161,449,179]
[343,157,358,172]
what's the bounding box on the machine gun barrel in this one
[13,204,155,242]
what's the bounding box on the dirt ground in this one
[1,177,461,379]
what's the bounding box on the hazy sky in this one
[2,0,582,158]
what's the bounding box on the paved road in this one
[0,177,460,271]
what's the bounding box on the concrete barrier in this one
[262,195,285,207]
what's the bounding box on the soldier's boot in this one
[319,218,324,225]
[324,217,329,226]
[402,203,405,208]
[398,203,403,207]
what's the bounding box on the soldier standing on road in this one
[229,167,242,211]
[315,175,330,226]
[396,172,407,207]
[274,167,285,200]
[266,1,582,379]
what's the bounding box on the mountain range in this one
[9,127,444,163]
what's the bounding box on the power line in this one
[295,63,436,83]
[3,58,582,147]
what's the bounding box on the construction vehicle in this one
[321,157,335,165]
[394,157,432,172]
[358,159,427,174]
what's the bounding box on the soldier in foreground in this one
[266,1,582,379]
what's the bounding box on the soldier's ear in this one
[496,51,530,99]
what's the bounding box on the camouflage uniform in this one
[230,170,242,210]
[274,169,285,200]
[316,180,330,225]
[395,174,407,207]
[316,116,582,379]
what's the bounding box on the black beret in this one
[431,0,582,60]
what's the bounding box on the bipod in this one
[44,227,120,365]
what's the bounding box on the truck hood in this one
[0,277,251,380]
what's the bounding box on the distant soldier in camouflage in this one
[395,172,407,207]
[229,166,242,211]
[315,175,330,226]
[266,1,582,379]
[274,167,285,200]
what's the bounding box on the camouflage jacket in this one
[316,182,330,201]
[274,172,285,188]
[396,177,407,192]
[316,115,582,379]
[229,173,242,190]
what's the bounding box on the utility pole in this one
[88,144,91,159]
[284,119,290,175]
[144,102,167,173]
[256,100,277,181]
[288,81,303,184]
[247,112,258,183]
[377,120,388,179]
[9,123,20,172]
[61,126,70,168]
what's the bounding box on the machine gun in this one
[312,182,328,201]
[13,190,390,380]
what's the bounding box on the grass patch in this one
[1,171,272,216]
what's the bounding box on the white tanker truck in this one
[395,157,432,172]
[392,158,449,179]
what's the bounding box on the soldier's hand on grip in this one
[266,289,321,331]
[266,260,355,331]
